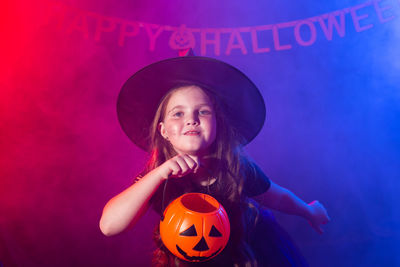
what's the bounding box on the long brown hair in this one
[144,84,259,266]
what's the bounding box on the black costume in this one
[136,161,308,267]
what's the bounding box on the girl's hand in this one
[156,154,199,180]
[307,200,330,234]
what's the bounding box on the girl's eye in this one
[199,110,211,115]
[173,111,184,117]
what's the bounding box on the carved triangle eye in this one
[209,225,222,237]
[180,225,197,236]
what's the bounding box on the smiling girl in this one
[100,55,330,266]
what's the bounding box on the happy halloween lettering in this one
[48,0,397,56]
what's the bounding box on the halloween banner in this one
[42,0,398,55]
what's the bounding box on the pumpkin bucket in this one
[160,193,230,262]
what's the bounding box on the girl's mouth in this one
[184,131,200,136]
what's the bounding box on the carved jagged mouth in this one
[176,245,222,262]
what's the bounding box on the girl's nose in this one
[186,120,199,125]
[186,113,199,125]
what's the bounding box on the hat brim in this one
[117,56,266,151]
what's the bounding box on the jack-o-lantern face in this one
[160,193,230,262]
[169,25,196,50]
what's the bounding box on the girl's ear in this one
[158,122,169,140]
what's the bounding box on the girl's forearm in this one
[99,169,165,236]
[261,182,311,220]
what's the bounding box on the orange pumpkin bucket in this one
[160,193,230,262]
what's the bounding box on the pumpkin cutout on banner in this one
[160,193,230,262]
[169,25,196,51]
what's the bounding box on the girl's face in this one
[159,85,217,156]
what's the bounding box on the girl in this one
[100,55,330,266]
